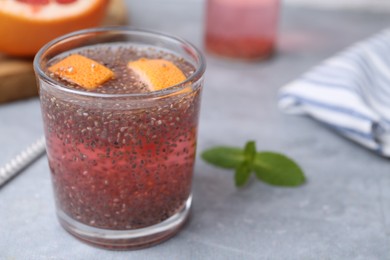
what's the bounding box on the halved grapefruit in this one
[0,0,109,57]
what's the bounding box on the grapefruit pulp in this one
[0,0,109,57]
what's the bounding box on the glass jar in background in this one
[205,0,280,60]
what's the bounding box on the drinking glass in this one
[34,27,205,249]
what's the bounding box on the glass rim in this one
[33,26,206,99]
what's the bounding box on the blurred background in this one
[286,0,390,10]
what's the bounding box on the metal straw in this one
[0,136,46,188]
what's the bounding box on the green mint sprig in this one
[201,141,306,187]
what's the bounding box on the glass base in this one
[57,195,192,250]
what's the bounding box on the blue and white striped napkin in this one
[278,29,390,157]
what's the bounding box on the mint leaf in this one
[253,152,306,187]
[243,141,256,166]
[201,142,306,188]
[235,161,251,187]
[201,147,245,169]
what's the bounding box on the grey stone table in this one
[1,1,390,259]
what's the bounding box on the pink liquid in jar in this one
[205,0,280,59]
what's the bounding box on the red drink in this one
[205,0,279,59]
[34,28,205,249]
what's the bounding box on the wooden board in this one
[0,0,128,104]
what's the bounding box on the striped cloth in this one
[278,29,390,157]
